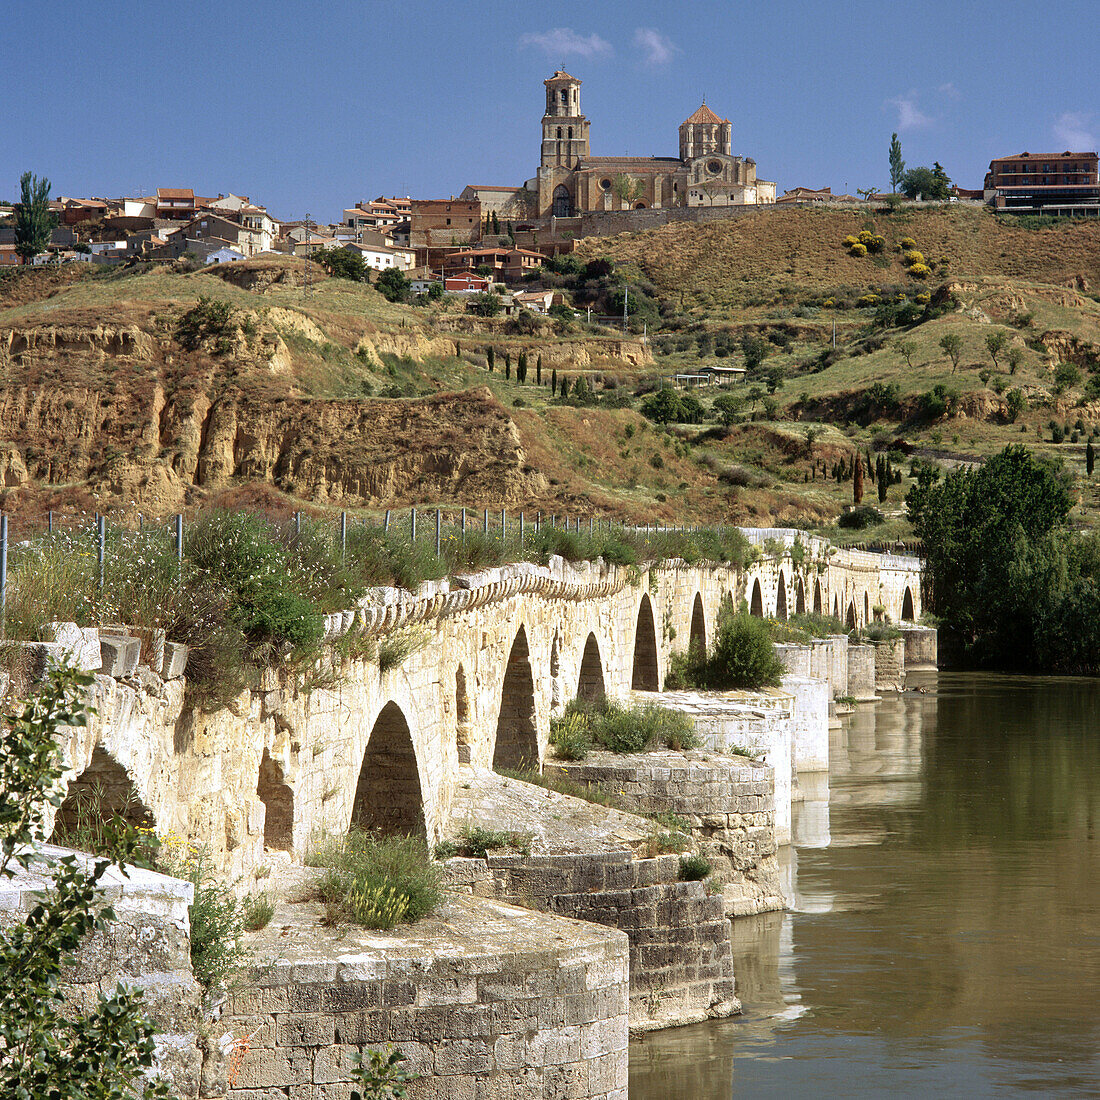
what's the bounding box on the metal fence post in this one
[520,512,525,544]
[501,508,506,543]
[341,511,347,560]
[384,509,391,535]
[435,509,442,557]
[0,514,7,639]
[295,510,301,537]
[410,507,417,543]
[47,510,54,534]
[461,507,466,543]
[98,514,106,592]
[483,508,489,535]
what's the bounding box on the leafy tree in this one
[896,337,917,368]
[0,667,170,1099]
[1007,346,1024,374]
[906,444,1087,669]
[1005,387,1026,422]
[315,248,366,281]
[712,393,743,427]
[375,268,410,303]
[536,355,542,385]
[426,281,444,301]
[486,345,495,372]
[14,171,56,263]
[467,291,501,317]
[550,367,557,395]
[640,388,685,424]
[559,375,571,399]
[1087,439,1095,476]
[901,165,951,201]
[889,133,906,193]
[939,332,963,371]
[517,352,528,383]
[1053,362,1081,392]
[611,174,643,206]
[740,332,770,372]
[985,331,1008,370]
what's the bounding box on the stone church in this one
[530,70,774,218]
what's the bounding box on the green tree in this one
[0,667,170,1099]
[740,332,770,372]
[853,454,864,504]
[712,393,743,427]
[517,352,528,383]
[486,345,495,372]
[375,268,410,302]
[985,331,1008,370]
[14,171,56,264]
[889,133,906,193]
[536,354,543,385]
[467,291,501,317]
[901,165,951,201]
[1005,387,1027,422]
[426,281,444,301]
[640,388,685,424]
[906,444,1080,668]
[1053,362,1081,393]
[1087,439,1095,476]
[559,375,571,399]
[315,247,366,281]
[611,174,643,206]
[550,367,557,395]
[896,337,917,368]
[939,332,963,372]
[1007,346,1024,374]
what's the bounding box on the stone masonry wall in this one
[874,638,907,690]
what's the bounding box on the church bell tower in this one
[541,70,590,169]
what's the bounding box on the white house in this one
[205,246,247,264]
[344,242,415,271]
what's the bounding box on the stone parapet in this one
[873,637,906,690]
[780,675,830,771]
[900,624,938,670]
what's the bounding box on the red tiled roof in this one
[157,188,194,201]
[682,103,728,126]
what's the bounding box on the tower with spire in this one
[679,101,732,162]
[540,70,590,169]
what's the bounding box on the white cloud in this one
[633,27,679,65]
[888,94,933,131]
[937,82,960,99]
[519,28,612,60]
[1053,111,1095,150]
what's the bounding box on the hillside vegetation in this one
[2,206,1099,539]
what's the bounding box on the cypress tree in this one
[560,376,571,399]
[877,464,888,504]
[536,355,543,385]
[1088,439,1096,476]
[853,457,864,504]
[486,345,495,372]
[551,368,558,396]
[505,359,511,380]
[517,352,527,383]
[14,171,56,264]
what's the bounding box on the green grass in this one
[550,696,700,756]
[305,831,441,930]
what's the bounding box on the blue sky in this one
[3,0,1098,220]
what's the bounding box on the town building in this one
[984,151,1099,215]
[409,199,482,248]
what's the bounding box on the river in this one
[629,672,1100,1097]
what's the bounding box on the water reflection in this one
[630,673,1100,1097]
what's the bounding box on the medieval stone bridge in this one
[56,532,921,880]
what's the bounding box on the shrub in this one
[549,711,592,760]
[849,243,868,257]
[438,826,532,859]
[902,250,925,265]
[857,293,879,306]
[556,697,700,755]
[467,291,502,317]
[678,854,713,881]
[306,832,441,930]
[900,237,917,249]
[670,610,785,691]
[907,263,932,278]
[242,892,275,931]
[838,504,885,529]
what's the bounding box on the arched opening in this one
[776,571,788,621]
[577,632,606,703]
[556,126,562,139]
[814,580,823,615]
[833,594,840,619]
[689,593,707,655]
[902,586,915,621]
[632,594,660,691]
[846,601,857,630]
[750,579,764,618]
[455,664,472,762]
[351,702,425,835]
[552,185,573,218]
[51,745,154,846]
[633,202,647,209]
[257,748,293,851]
[796,578,806,616]
[550,629,562,710]
[493,626,539,771]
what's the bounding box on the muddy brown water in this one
[629,672,1100,1097]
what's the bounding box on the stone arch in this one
[351,702,425,835]
[552,184,573,218]
[689,592,707,654]
[902,586,915,621]
[776,571,788,621]
[632,594,660,690]
[52,744,154,845]
[577,632,606,703]
[846,600,857,630]
[750,579,764,618]
[455,663,472,763]
[814,580,823,614]
[493,626,539,770]
[257,749,293,851]
[833,594,840,619]
[633,202,647,209]
[796,578,806,616]
[550,629,562,710]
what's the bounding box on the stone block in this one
[99,635,140,678]
[41,622,101,671]
[161,641,189,680]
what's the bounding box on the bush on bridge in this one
[666,607,786,691]
[551,697,699,758]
